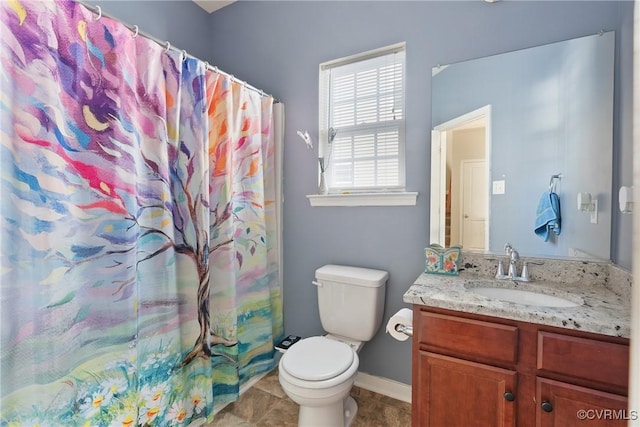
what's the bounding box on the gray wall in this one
[86,1,634,385]
[92,0,212,60]
[207,1,634,385]
[613,3,635,269]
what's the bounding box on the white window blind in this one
[319,43,406,193]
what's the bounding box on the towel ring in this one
[549,173,562,192]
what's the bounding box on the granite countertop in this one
[403,272,631,339]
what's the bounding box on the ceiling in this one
[193,0,500,14]
[193,0,236,13]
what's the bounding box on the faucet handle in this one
[515,260,543,282]
[518,262,530,282]
[495,259,506,279]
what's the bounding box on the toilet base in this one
[297,396,358,427]
[344,396,358,426]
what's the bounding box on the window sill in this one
[306,192,418,207]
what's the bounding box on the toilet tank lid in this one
[315,265,388,287]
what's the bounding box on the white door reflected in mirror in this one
[460,159,488,251]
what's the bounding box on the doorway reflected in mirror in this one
[432,107,489,253]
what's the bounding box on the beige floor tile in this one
[253,369,288,399]
[205,411,256,427]
[351,394,411,427]
[256,397,299,427]
[209,368,411,427]
[223,387,281,424]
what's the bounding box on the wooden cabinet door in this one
[537,378,629,427]
[414,352,516,427]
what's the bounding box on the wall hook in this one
[94,5,102,20]
[297,130,313,150]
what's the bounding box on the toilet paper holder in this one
[395,324,413,337]
[386,307,413,341]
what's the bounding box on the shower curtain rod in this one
[74,0,276,101]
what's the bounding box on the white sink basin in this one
[470,287,582,308]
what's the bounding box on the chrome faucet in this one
[495,243,544,282]
[505,243,519,279]
[495,243,520,280]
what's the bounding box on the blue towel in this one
[534,191,561,241]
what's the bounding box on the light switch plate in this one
[492,180,506,195]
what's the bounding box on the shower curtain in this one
[0,0,282,425]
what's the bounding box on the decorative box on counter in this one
[424,244,462,275]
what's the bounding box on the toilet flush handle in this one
[312,280,323,287]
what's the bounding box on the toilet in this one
[278,264,388,427]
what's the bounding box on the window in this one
[319,43,406,194]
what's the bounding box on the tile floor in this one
[205,368,411,427]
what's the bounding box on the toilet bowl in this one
[278,336,360,427]
[278,265,388,427]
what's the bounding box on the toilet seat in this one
[281,336,354,381]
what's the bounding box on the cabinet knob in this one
[503,392,515,402]
[541,401,553,413]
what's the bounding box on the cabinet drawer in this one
[537,332,629,391]
[418,311,518,365]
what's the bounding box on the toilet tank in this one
[315,265,388,342]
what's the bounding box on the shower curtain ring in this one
[164,42,171,53]
[204,61,210,70]
[131,25,139,38]
[182,50,188,61]
[94,5,102,20]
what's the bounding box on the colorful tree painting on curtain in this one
[0,0,282,425]
[205,73,283,410]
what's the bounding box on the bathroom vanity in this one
[403,257,631,427]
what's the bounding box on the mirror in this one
[430,32,615,260]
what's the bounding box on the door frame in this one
[430,105,491,249]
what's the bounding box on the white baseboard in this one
[240,369,412,405]
[354,372,412,403]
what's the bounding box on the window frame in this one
[318,42,407,195]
